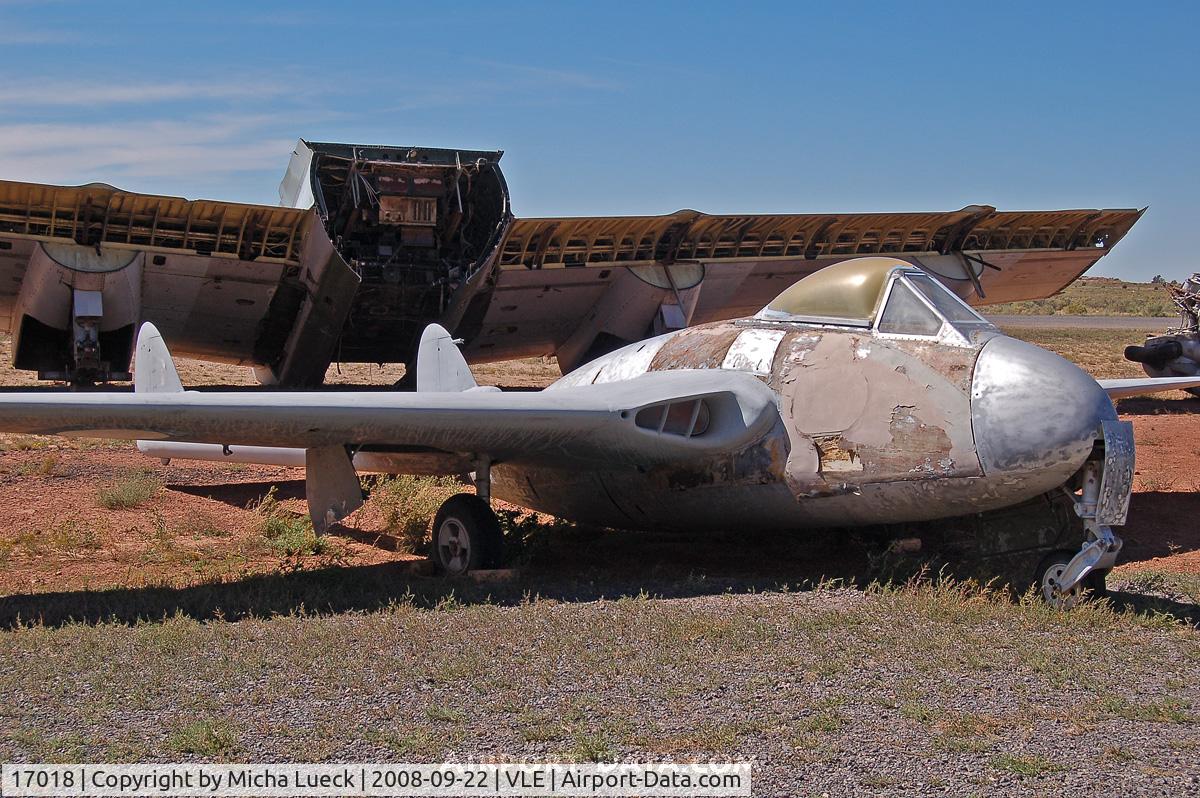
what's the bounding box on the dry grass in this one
[167,718,240,758]
[1114,571,1200,604]
[13,454,59,477]
[164,512,230,540]
[367,474,462,553]
[252,488,330,557]
[0,581,1195,790]
[988,276,1177,317]
[46,519,101,557]
[1,518,104,562]
[0,435,50,452]
[96,470,161,510]
[990,753,1063,777]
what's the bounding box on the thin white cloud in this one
[0,79,291,107]
[377,59,623,112]
[0,116,295,189]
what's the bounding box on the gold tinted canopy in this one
[762,257,912,323]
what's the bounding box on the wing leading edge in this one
[0,375,777,466]
[0,324,779,529]
[1098,377,1200,400]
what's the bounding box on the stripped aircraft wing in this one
[0,141,1143,384]
[483,207,1143,370]
[0,180,357,386]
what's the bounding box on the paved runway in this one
[986,314,1176,330]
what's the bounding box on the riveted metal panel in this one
[1098,419,1135,525]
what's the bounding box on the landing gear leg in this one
[473,456,491,503]
[1042,461,1122,607]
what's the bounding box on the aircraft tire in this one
[430,493,504,575]
[1034,550,1107,608]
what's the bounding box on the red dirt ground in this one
[1111,399,1200,575]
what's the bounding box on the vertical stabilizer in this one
[133,322,183,393]
[416,324,477,392]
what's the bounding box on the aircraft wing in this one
[1098,377,1200,400]
[0,179,358,386]
[0,373,776,465]
[0,155,1143,385]
[0,322,779,528]
[472,206,1144,369]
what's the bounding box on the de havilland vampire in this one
[1,257,1199,606]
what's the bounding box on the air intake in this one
[633,399,710,437]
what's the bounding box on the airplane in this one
[1123,272,1200,396]
[0,140,1144,386]
[2,257,1198,607]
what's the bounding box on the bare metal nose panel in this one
[971,336,1115,479]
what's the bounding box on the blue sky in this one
[0,0,1196,280]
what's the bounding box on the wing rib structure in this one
[0,172,1142,386]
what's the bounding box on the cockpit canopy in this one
[756,256,993,340]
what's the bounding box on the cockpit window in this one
[904,272,989,324]
[877,270,994,338]
[755,257,994,338]
[757,257,902,326]
[878,280,943,336]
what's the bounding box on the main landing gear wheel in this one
[1035,551,1107,609]
[430,493,504,576]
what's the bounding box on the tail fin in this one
[415,324,477,392]
[133,322,183,393]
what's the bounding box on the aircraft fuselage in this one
[491,317,1118,533]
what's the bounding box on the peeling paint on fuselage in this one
[493,317,1027,532]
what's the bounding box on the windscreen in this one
[905,272,989,324]
[877,280,942,335]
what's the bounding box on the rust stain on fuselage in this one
[648,326,741,371]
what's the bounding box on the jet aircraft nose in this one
[970,336,1115,489]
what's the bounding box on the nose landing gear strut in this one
[1042,423,1132,608]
